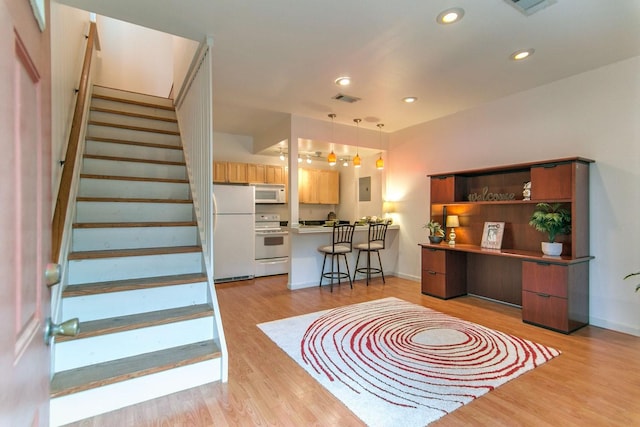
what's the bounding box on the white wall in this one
[50,2,91,209]
[389,56,640,336]
[94,16,173,97]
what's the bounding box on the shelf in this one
[431,199,572,206]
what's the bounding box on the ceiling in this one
[59,0,640,140]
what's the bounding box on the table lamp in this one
[446,215,460,245]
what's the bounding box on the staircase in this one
[50,86,222,426]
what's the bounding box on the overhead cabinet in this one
[213,161,286,185]
[298,168,339,205]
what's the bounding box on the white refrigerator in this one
[213,184,255,282]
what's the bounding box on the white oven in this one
[255,214,289,277]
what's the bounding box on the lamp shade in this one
[353,153,361,167]
[446,215,460,228]
[376,155,384,170]
[382,201,396,213]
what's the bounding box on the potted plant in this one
[424,220,445,244]
[528,202,571,256]
[624,271,640,292]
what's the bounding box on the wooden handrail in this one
[51,22,98,262]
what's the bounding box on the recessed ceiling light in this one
[403,96,418,104]
[510,48,535,61]
[437,8,464,24]
[335,76,351,86]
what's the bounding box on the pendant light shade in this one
[328,113,337,166]
[376,123,384,170]
[353,118,362,168]
[328,150,337,166]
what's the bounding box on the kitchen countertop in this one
[291,224,399,234]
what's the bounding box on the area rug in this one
[257,297,560,427]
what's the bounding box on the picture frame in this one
[481,221,505,249]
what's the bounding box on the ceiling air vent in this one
[332,93,361,104]
[505,0,557,16]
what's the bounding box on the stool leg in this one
[376,250,385,284]
[353,250,362,282]
[330,254,335,292]
[366,250,372,285]
[343,253,353,288]
[319,253,328,287]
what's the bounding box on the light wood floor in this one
[67,275,640,426]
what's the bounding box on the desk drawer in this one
[522,261,568,298]
[421,247,446,273]
[421,271,447,298]
[522,290,569,332]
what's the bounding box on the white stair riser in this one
[87,124,181,146]
[68,252,203,285]
[91,97,177,121]
[75,201,193,223]
[85,140,184,163]
[78,178,191,199]
[73,226,199,251]
[89,110,179,134]
[54,317,214,372]
[50,358,220,427]
[62,282,209,321]
[82,158,186,180]
[92,86,174,108]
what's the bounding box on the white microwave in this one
[252,184,286,204]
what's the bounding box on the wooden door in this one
[0,0,52,425]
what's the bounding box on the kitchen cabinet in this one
[266,165,286,184]
[247,163,266,183]
[213,161,227,183]
[421,157,593,333]
[227,162,248,183]
[298,168,339,204]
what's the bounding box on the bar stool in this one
[353,222,388,285]
[318,223,356,292]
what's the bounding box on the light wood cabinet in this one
[266,165,286,184]
[213,161,227,183]
[247,163,266,183]
[227,162,248,183]
[298,168,339,205]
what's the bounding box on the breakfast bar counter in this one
[288,224,399,289]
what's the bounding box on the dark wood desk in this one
[424,158,593,333]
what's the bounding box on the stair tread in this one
[86,136,183,151]
[90,106,178,123]
[76,196,192,203]
[80,173,188,184]
[68,245,201,260]
[58,304,213,342]
[50,340,220,398]
[63,273,208,297]
[92,93,175,111]
[84,153,185,166]
[73,221,197,229]
[88,120,180,136]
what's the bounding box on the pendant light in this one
[327,113,337,166]
[352,118,361,168]
[376,123,384,170]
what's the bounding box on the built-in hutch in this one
[420,157,593,333]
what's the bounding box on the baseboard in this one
[589,316,640,337]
